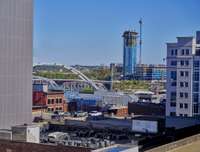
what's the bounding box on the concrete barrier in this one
[145,134,200,152]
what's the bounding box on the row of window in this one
[180,71,189,77]
[180,103,188,109]
[170,60,189,66]
[179,114,188,117]
[171,60,200,68]
[180,82,189,87]
[169,112,188,117]
[179,92,188,98]
[47,107,63,112]
[171,82,188,87]
[170,71,189,80]
[170,92,189,100]
[171,49,190,56]
[47,98,63,105]
[170,102,188,109]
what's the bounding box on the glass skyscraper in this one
[123,31,138,77]
[0,0,33,129]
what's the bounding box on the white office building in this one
[0,0,33,129]
[166,31,200,117]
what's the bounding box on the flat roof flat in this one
[132,116,165,121]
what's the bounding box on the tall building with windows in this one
[166,31,200,117]
[0,0,33,129]
[135,64,166,80]
[123,31,138,77]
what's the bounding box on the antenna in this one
[139,18,143,65]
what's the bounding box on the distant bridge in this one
[33,65,116,91]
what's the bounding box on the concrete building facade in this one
[0,0,33,129]
[166,31,200,117]
[135,64,166,80]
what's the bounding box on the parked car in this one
[33,116,43,123]
[58,111,65,116]
[88,111,102,117]
[74,111,88,117]
[63,112,71,117]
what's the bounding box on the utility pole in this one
[139,18,143,65]
[110,63,114,91]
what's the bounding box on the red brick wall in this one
[116,107,128,117]
[33,92,47,106]
[33,91,68,112]
[47,93,65,112]
[0,140,92,152]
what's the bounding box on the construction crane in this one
[139,18,143,65]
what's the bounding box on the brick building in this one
[107,106,128,117]
[33,90,68,113]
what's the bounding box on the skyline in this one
[34,0,200,65]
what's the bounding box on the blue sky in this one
[34,0,200,66]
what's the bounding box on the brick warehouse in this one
[33,90,68,113]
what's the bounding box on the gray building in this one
[0,0,33,129]
[166,31,200,117]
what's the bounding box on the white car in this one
[88,111,102,116]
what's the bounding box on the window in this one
[175,49,178,55]
[180,82,184,87]
[59,107,62,110]
[185,71,189,77]
[194,72,199,81]
[59,98,62,103]
[186,49,189,55]
[193,93,199,103]
[171,61,177,66]
[184,114,188,117]
[194,61,200,68]
[170,102,176,107]
[56,99,59,104]
[180,60,184,66]
[185,82,189,87]
[51,99,54,104]
[185,60,189,66]
[171,49,174,55]
[180,92,184,98]
[48,99,51,104]
[180,71,184,77]
[194,104,198,113]
[196,48,200,56]
[185,93,188,98]
[181,49,185,55]
[170,92,176,101]
[171,71,177,80]
[180,103,183,108]
[170,112,176,116]
[193,83,199,92]
[180,114,183,117]
[184,103,188,109]
[171,82,177,87]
